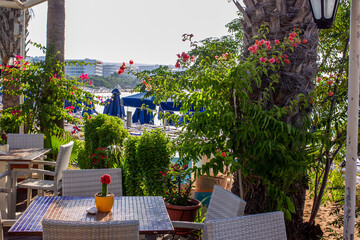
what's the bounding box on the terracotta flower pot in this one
[95,193,114,212]
[165,199,201,235]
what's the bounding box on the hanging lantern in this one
[308,0,340,29]
[7,55,17,67]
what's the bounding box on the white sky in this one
[27,0,239,65]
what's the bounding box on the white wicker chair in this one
[62,168,122,196]
[11,141,74,216]
[7,133,44,149]
[0,213,15,240]
[171,185,246,230]
[204,211,287,240]
[42,219,139,240]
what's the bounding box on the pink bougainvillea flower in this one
[142,80,146,84]
[221,152,226,157]
[286,106,289,109]
[310,100,314,104]
[177,54,181,58]
[267,46,271,50]
[292,43,297,48]
[129,60,134,65]
[175,61,181,68]
[265,41,271,47]
[317,77,321,83]
[260,39,265,45]
[328,80,333,85]
[328,92,334,97]
[269,58,275,64]
[275,39,280,45]
[260,57,267,63]
[284,59,291,64]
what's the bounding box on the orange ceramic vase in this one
[95,193,114,212]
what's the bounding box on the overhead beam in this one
[0,0,21,9]
[13,0,23,8]
[23,0,47,8]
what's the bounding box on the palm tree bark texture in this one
[231,0,319,237]
[0,5,29,110]
[45,0,65,131]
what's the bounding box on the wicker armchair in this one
[62,168,122,196]
[42,219,139,240]
[171,185,246,230]
[11,141,74,216]
[204,211,287,240]
[7,133,44,149]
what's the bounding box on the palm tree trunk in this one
[232,0,319,233]
[45,0,65,131]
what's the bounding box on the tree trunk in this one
[45,0,65,131]
[232,0,318,234]
[0,6,29,110]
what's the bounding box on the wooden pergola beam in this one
[0,0,47,9]
[0,0,21,9]
[23,0,47,9]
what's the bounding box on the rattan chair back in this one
[42,219,139,240]
[62,168,122,196]
[205,211,287,240]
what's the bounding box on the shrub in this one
[77,114,129,168]
[136,129,173,196]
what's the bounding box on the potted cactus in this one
[94,174,114,212]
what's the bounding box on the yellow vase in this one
[95,193,114,212]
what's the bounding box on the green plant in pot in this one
[160,163,201,235]
[94,174,114,212]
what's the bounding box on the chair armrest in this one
[30,160,56,166]
[2,219,16,227]
[12,168,56,177]
[0,170,11,180]
[171,221,204,230]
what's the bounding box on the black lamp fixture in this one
[308,0,340,29]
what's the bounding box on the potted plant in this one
[160,163,201,235]
[94,174,114,212]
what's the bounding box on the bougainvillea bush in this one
[119,25,315,218]
[0,43,95,136]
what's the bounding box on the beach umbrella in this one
[106,88,125,118]
[132,108,154,124]
[82,96,96,116]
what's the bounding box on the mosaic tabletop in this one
[9,196,174,235]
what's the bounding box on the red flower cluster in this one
[175,52,194,68]
[11,110,21,118]
[101,174,111,184]
[71,125,81,134]
[79,73,89,80]
[65,105,75,113]
[118,62,126,75]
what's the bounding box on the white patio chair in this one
[0,213,15,240]
[42,219,139,240]
[171,185,246,231]
[204,211,287,240]
[62,168,122,196]
[11,141,74,216]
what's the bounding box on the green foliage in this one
[123,136,143,196]
[160,163,193,206]
[77,114,129,169]
[0,46,94,136]
[121,129,173,196]
[136,129,173,196]
[48,133,81,164]
[131,24,313,216]
[0,111,21,133]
